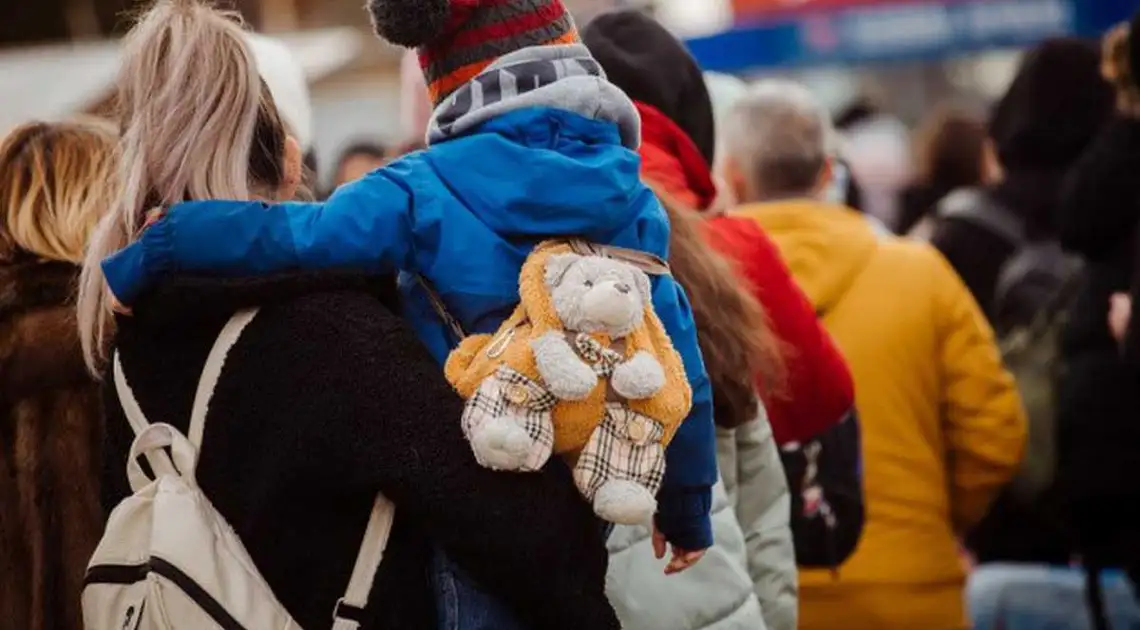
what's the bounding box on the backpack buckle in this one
[333,597,366,624]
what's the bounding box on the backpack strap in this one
[112,308,260,480]
[416,274,467,341]
[936,188,1027,247]
[187,308,259,448]
[333,494,397,630]
[567,239,671,276]
[113,353,179,478]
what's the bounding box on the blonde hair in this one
[0,119,117,265]
[77,0,288,373]
[1103,22,1140,111]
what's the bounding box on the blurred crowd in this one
[3,1,1140,630]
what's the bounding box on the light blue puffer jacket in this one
[606,403,797,630]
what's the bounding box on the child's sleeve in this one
[101,168,418,304]
[652,277,717,551]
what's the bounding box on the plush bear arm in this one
[611,350,666,400]
[531,331,597,401]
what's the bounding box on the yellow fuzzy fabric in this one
[445,242,692,455]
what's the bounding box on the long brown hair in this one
[653,185,786,429]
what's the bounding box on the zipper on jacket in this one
[84,559,248,630]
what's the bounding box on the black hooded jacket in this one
[101,271,619,630]
[1055,117,1140,574]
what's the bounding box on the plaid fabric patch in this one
[573,402,666,503]
[574,333,625,378]
[462,366,557,472]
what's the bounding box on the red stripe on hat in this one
[446,2,569,50]
[419,0,524,72]
[441,0,515,36]
[425,29,578,104]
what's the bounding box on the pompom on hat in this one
[368,0,580,106]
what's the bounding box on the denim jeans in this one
[968,563,1140,630]
[430,522,615,630]
[431,547,527,630]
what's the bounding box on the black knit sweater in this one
[100,272,619,630]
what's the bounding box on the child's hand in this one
[110,293,133,316]
[652,525,707,575]
[1109,293,1131,343]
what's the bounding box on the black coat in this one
[101,272,619,630]
[1056,116,1140,570]
[928,175,1071,565]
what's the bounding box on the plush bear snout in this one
[582,281,640,331]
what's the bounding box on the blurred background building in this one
[1,0,1138,184]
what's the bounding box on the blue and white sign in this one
[688,0,1140,71]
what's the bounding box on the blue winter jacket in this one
[103,107,716,548]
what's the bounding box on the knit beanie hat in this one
[989,37,1113,171]
[583,10,716,167]
[368,0,580,107]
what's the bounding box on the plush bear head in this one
[544,253,652,338]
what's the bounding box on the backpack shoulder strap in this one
[187,308,259,448]
[568,239,671,276]
[113,351,179,478]
[333,494,397,629]
[937,188,1027,247]
[415,274,467,341]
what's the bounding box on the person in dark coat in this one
[926,38,1115,571]
[75,2,620,628]
[930,38,1114,322]
[97,271,619,629]
[1056,16,1140,595]
[0,119,118,630]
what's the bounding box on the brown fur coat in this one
[0,261,103,630]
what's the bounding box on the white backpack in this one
[83,309,396,630]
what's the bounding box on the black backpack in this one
[937,190,1083,504]
[779,410,864,569]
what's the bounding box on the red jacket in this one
[636,102,854,444]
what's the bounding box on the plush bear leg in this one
[574,403,667,525]
[469,416,551,471]
[594,479,657,525]
[462,372,556,472]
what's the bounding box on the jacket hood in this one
[583,11,715,167]
[733,199,879,315]
[637,102,718,212]
[425,107,662,245]
[0,261,87,398]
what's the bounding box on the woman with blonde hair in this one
[77,1,618,628]
[0,118,117,630]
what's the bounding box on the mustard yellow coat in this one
[445,242,692,454]
[734,200,1027,630]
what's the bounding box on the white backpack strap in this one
[187,308,259,448]
[113,351,178,478]
[332,494,397,630]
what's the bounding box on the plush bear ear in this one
[630,268,652,306]
[545,253,582,289]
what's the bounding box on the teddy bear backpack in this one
[83,309,395,630]
[433,240,693,526]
